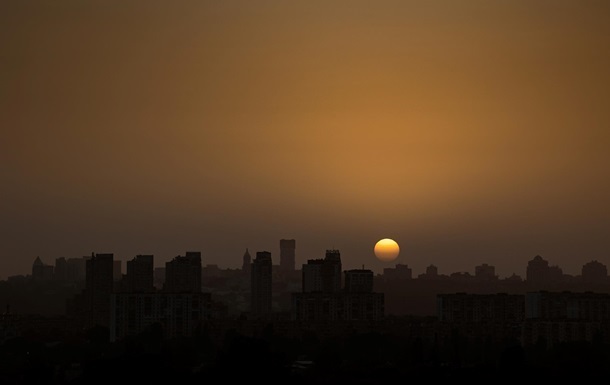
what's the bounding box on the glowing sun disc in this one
[374,238,400,262]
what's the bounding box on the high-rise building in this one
[322,250,342,293]
[526,255,549,283]
[113,260,122,281]
[32,256,54,281]
[85,253,114,328]
[293,250,383,321]
[153,267,166,290]
[525,291,610,321]
[302,259,325,293]
[302,249,342,293]
[242,248,252,275]
[581,260,607,284]
[279,239,296,273]
[125,254,154,293]
[251,251,272,318]
[163,252,202,293]
[475,263,497,281]
[66,256,89,282]
[54,257,68,281]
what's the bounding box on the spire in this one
[33,256,43,266]
[242,248,251,272]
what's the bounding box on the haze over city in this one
[2,0,609,280]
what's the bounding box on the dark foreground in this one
[3,320,610,384]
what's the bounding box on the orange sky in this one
[1,0,609,279]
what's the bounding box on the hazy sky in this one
[1,0,609,279]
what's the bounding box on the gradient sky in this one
[1,0,609,279]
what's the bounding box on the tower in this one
[279,239,296,273]
[125,254,154,293]
[163,251,202,293]
[302,249,342,293]
[251,251,272,317]
[322,249,342,293]
[242,248,252,275]
[85,253,114,328]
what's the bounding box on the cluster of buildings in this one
[47,239,384,342]
[4,245,610,347]
[379,256,609,285]
[437,291,610,346]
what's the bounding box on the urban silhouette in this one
[3,1,610,384]
[3,243,610,383]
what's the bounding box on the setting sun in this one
[374,238,400,262]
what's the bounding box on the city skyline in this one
[9,244,610,281]
[2,1,610,283]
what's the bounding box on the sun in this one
[374,238,400,262]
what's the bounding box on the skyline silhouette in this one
[4,245,610,383]
[7,245,608,281]
[2,1,610,381]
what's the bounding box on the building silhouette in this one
[475,263,497,281]
[344,269,374,293]
[437,292,525,323]
[302,249,342,293]
[293,255,383,322]
[54,257,68,281]
[124,254,154,293]
[523,290,610,346]
[113,260,122,282]
[302,259,325,293]
[382,263,412,281]
[85,253,114,328]
[526,255,549,283]
[322,249,342,292]
[110,253,221,342]
[251,251,272,318]
[242,248,251,275]
[582,260,608,284]
[163,251,202,293]
[32,256,54,281]
[279,239,296,273]
[418,264,440,280]
[111,291,212,342]
[65,256,89,282]
[525,291,610,321]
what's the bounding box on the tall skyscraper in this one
[293,252,383,322]
[302,249,342,293]
[163,251,202,293]
[125,254,154,293]
[85,253,114,328]
[251,251,272,318]
[279,239,296,273]
[322,249,342,293]
[302,259,325,293]
[242,248,251,275]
